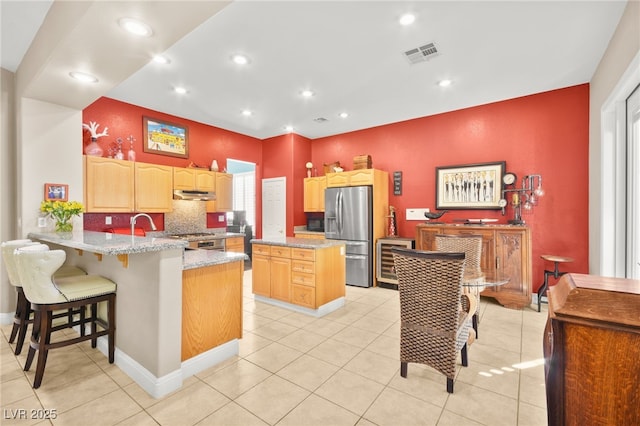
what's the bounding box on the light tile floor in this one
[1,269,549,425]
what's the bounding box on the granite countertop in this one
[147,231,245,242]
[28,230,187,255]
[251,237,345,249]
[182,250,248,270]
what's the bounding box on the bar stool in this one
[1,240,87,355]
[537,254,573,312]
[14,246,116,388]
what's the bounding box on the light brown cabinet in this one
[84,156,173,213]
[252,242,345,309]
[544,274,640,425]
[206,172,233,213]
[84,156,135,212]
[303,177,326,212]
[225,236,244,253]
[181,260,243,361]
[294,233,325,240]
[135,163,173,212]
[173,167,215,191]
[416,224,532,309]
[326,169,377,187]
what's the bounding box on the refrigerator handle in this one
[337,190,343,234]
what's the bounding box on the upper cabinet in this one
[135,163,173,212]
[326,169,375,187]
[84,157,135,212]
[84,156,173,213]
[304,177,326,212]
[206,172,233,212]
[173,167,215,191]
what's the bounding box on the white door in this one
[627,85,640,279]
[262,177,286,240]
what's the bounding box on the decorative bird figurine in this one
[424,210,448,223]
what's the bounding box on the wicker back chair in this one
[391,248,476,393]
[434,234,484,337]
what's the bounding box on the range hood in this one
[173,190,216,201]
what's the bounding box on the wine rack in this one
[376,237,415,289]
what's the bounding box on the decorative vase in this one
[85,137,103,157]
[55,219,73,233]
[128,148,136,161]
[115,148,124,160]
[211,160,219,172]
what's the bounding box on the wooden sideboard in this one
[415,223,532,309]
[544,274,640,425]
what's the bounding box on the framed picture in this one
[44,183,68,202]
[142,116,189,158]
[436,161,505,209]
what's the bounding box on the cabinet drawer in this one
[253,244,271,256]
[292,260,315,274]
[292,271,315,287]
[291,284,316,308]
[291,248,315,261]
[270,246,291,258]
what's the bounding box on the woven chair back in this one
[391,248,465,331]
[434,234,482,277]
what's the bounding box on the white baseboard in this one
[254,295,345,317]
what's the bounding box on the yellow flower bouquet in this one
[40,200,84,232]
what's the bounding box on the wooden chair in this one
[1,240,87,355]
[434,234,484,337]
[537,254,573,312]
[391,248,476,393]
[14,246,116,388]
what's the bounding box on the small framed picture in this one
[142,116,189,158]
[44,183,68,201]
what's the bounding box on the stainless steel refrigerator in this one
[324,186,373,287]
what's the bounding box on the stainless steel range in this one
[168,233,225,251]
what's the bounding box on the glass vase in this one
[55,220,73,233]
[85,137,103,157]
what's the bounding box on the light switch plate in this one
[406,208,430,221]
[105,216,112,225]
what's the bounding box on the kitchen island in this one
[28,230,246,398]
[251,237,346,316]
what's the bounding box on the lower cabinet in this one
[252,243,345,309]
[416,224,532,309]
[181,261,243,361]
[225,236,244,253]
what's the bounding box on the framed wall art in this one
[435,161,505,209]
[44,183,68,201]
[142,116,189,158]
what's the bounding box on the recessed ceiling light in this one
[241,109,252,117]
[284,125,294,132]
[399,13,416,26]
[153,55,170,64]
[438,79,452,87]
[174,86,187,94]
[339,112,349,118]
[232,54,250,65]
[118,18,153,37]
[69,71,98,83]
[301,90,314,98]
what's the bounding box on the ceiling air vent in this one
[313,117,329,123]
[404,42,439,65]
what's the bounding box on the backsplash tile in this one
[165,200,207,234]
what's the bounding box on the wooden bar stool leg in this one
[108,294,116,363]
[33,309,53,389]
[14,289,32,355]
[24,310,41,372]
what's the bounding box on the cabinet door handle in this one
[496,256,500,270]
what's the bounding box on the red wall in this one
[311,84,590,290]
[82,87,590,292]
[82,97,263,232]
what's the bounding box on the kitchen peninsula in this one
[27,230,246,398]
[251,237,346,316]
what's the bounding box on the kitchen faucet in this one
[131,213,157,236]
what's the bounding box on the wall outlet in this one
[218,215,225,222]
[406,208,430,221]
[105,216,112,225]
[37,217,47,228]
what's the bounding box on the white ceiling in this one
[1,1,628,140]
